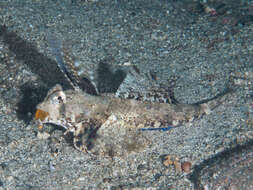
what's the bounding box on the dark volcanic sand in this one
[0,0,253,189]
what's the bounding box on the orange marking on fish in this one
[35,109,49,121]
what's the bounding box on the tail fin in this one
[197,86,234,115]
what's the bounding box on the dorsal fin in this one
[47,34,98,95]
[115,65,178,104]
[47,34,177,102]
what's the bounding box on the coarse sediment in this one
[0,0,252,189]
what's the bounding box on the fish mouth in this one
[35,109,49,121]
[35,109,49,130]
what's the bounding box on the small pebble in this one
[174,158,182,173]
[181,161,192,173]
[37,131,50,140]
[163,155,173,166]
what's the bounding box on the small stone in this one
[6,176,14,182]
[204,6,216,15]
[163,155,173,166]
[174,158,182,173]
[77,177,86,181]
[172,120,179,126]
[181,161,192,173]
[163,155,182,173]
[123,62,131,66]
[154,121,161,128]
[137,123,145,129]
[37,131,50,140]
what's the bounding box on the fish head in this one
[34,84,67,130]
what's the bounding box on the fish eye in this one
[47,90,66,105]
[50,94,64,105]
[57,96,63,102]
